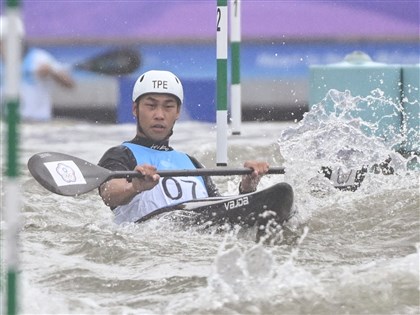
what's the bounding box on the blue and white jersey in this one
[113,143,209,224]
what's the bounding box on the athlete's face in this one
[133,93,180,142]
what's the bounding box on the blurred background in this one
[2,0,419,123]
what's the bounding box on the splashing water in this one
[3,110,418,314]
[280,89,408,169]
[278,89,419,222]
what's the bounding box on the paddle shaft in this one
[27,152,287,196]
[27,150,367,196]
[108,167,286,181]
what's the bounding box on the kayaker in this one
[98,70,270,223]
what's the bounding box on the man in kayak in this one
[98,70,270,224]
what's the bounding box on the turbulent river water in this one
[1,93,419,314]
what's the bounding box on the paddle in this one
[320,157,394,191]
[73,48,141,75]
[27,152,286,197]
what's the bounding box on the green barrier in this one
[309,51,402,147]
[401,65,420,155]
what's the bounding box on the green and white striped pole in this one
[3,1,23,314]
[230,0,241,135]
[216,0,228,166]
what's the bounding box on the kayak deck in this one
[136,183,294,242]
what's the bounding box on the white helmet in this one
[132,70,183,105]
[0,15,25,39]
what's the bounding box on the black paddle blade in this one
[74,48,141,75]
[27,152,112,196]
[320,166,368,191]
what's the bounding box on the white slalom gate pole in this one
[216,0,228,166]
[3,1,23,314]
[230,0,241,135]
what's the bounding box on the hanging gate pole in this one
[3,1,23,314]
